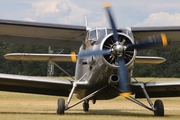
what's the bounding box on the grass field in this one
[0,78,180,120]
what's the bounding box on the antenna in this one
[84,16,91,30]
[84,16,88,27]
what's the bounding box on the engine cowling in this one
[101,33,136,70]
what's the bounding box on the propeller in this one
[103,3,118,42]
[78,2,170,98]
[126,33,169,50]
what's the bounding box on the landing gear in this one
[62,85,108,114]
[83,100,89,112]
[57,98,65,115]
[120,82,165,116]
[154,100,164,116]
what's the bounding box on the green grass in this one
[0,78,180,120]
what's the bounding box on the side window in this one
[87,28,107,46]
[89,30,97,41]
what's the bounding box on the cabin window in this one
[89,30,97,41]
[88,28,107,41]
[87,28,107,46]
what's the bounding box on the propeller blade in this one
[78,49,111,58]
[118,56,131,97]
[127,33,170,50]
[103,3,118,42]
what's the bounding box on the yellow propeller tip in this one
[120,92,131,98]
[161,33,168,47]
[71,51,76,62]
[103,2,111,8]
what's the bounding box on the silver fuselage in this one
[74,27,136,100]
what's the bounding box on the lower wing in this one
[0,73,72,96]
[132,80,180,98]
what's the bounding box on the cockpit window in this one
[89,30,97,41]
[107,29,113,34]
[88,28,107,41]
[97,29,106,39]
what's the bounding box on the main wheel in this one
[83,102,89,112]
[57,98,65,115]
[154,99,164,116]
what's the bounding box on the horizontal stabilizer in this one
[5,53,166,64]
[135,56,166,64]
[4,53,77,62]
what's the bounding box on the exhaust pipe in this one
[108,74,119,85]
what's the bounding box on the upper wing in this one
[132,80,180,98]
[131,26,180,48]
[0,19,87,48]
[0,73,72,96]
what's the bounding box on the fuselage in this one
[74,27,136,100]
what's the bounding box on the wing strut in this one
[64,73,87,110]
[49,60,74,80]
[65,85,109,110]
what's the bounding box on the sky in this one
[1,0,180,28]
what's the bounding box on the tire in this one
[57,98,65,115]
[154,99,164,116]
[83,103,89,112]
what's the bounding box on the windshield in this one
[97,29,106,39]
[88,28,107,41]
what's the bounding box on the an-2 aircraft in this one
[0,3,180,116]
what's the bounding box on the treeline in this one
[134,48,180,77]
[0,43,179,77]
